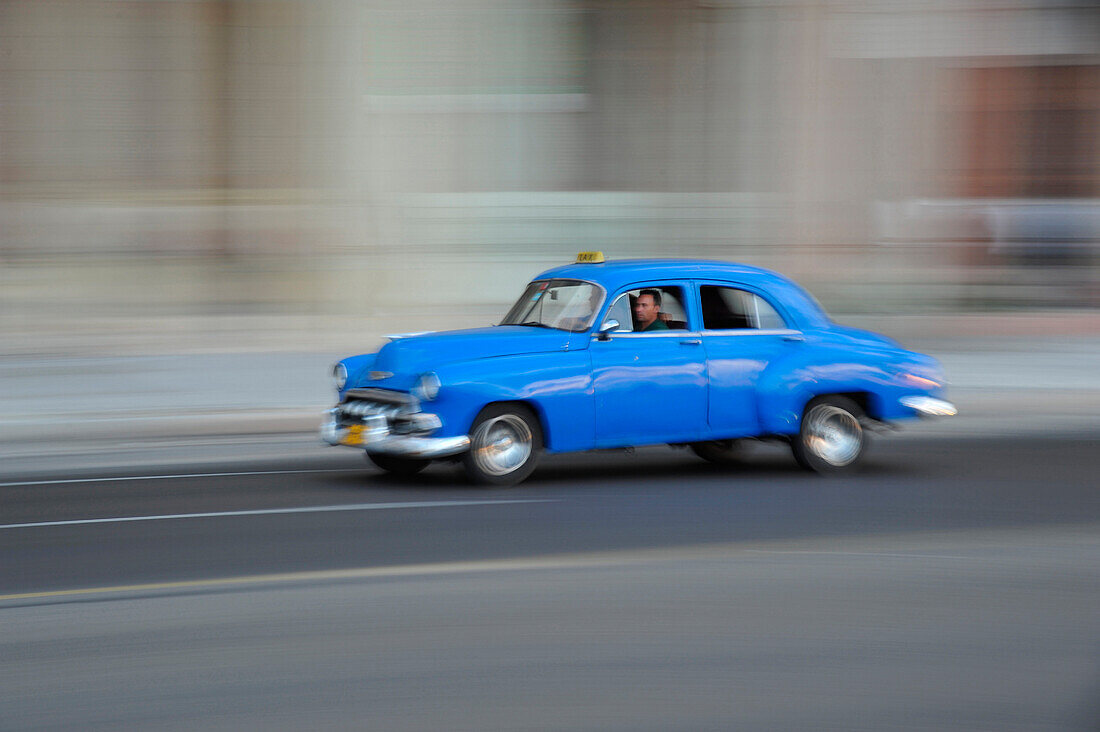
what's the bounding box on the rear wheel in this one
[367,453,431,476]
[463,404,542,487]
[690,439,748,465]
[791,396,866,473]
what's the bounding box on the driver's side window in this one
[604,293,634,332]
[604,285,688,332]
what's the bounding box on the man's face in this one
[634,294,659,327]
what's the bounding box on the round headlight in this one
[332,362,348,391]
[413,372,440,401]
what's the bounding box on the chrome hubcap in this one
[803,405,862,466]
[472,415,532,476]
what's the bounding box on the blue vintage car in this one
[322,255,956,485]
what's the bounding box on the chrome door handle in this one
[782,334,804,342]
[680,339,702,345]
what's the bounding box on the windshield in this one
[500,279,605,333]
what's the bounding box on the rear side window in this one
[700,286,786,330]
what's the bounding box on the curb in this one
[0,409,320,450]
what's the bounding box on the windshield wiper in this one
[516,321,553,329]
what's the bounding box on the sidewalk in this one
[1,313,1098,468]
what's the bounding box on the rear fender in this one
[757,352,896,435]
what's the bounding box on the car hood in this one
[361,326,575,388]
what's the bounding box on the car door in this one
[589,283,708,447]
[697,282,800,437]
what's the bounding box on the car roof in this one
[533,258,831,329]
[537,259,781,289]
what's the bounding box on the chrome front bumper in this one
[900,396,958,417]
[321,408,470,459]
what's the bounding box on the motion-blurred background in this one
[5,8,1099,727]
[1,0,1098,452]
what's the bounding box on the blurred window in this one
[700,286,786,330]
[950,65,1100,198]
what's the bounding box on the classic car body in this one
[322,258,956,484]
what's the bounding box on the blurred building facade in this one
[1,0,1098,345]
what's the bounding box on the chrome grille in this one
[345,388,417,407]
[338,390,428,434]
[341,401,404,420]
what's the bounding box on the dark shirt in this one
[641,318,669,332]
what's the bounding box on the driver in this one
[634,289,669,332]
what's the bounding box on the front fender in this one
[337,352,377,400]
[428,351,595,453]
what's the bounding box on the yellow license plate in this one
[340,424,364,446]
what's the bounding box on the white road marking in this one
[744,548,974,560]
[0,499,555,530]
[0,468,350,488]
[5,525,1097,603]
[0,555,619,602]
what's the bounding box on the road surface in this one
[2,434,1098,730]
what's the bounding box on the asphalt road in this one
[2,434,1099,730]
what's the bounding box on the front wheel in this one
[367,453,431,476]
[463,404,542,487]
[791,396,866,473]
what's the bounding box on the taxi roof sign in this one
[575,251,605,264]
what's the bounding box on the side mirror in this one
[597,319,619,341]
